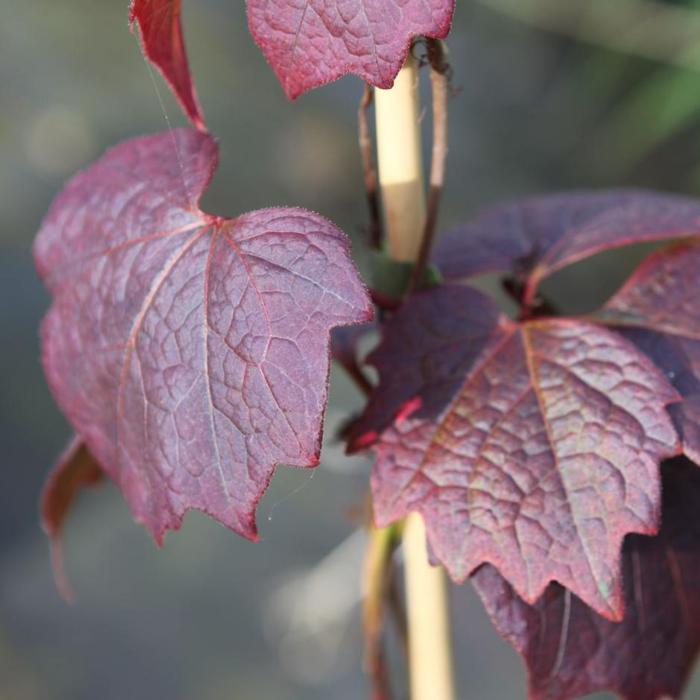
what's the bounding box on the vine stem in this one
[359,85,383,249]
[407,40,449,296]
[374,54,456,700]
[363,523,401,699]
[403,514,456,700]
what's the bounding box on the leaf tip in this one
[48,537,77,605]
[129,0,207,130]
[40,438,102,603]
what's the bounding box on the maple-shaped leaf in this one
[130,0,206,130]
[349,284,680,618]
[247,0,455,99]
[596,242,700,466]
[35,128,372,543]
[41,437,103,601]
[472,458,700,700]
[432,190,700,305]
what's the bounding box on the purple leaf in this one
[597,241,700,465]
[432,190,700,304]
[349,284,680,619]
[35,128,372,543]
[473,458,700,700]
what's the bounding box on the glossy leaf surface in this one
[247,0,455,98]
[473,458,700,700]
[36,129,372,543]
[598,242,700,465]
[130,0,206,130]
[350,285,680,618]
[432,190,700,302]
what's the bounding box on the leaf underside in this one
[473,458,700,700]
[35,128,372,543]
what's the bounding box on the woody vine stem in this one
[361,41,454,700]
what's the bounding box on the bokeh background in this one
[3,1,700,698]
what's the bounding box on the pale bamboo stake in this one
[403,514,455,700]
[358,85,383,250]
[374,56,427,262]
[374,55,456,700]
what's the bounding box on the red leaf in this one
[247,0,455,99]
[472,458,700,700]
[130,0,206,130]
[129,0,455,102]
[35,129,372,543]
[597,241,700,466]
[41,437,103,601]
[349,285,680,618]
[432,190,700,303]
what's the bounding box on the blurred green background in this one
[2,1,700,698]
